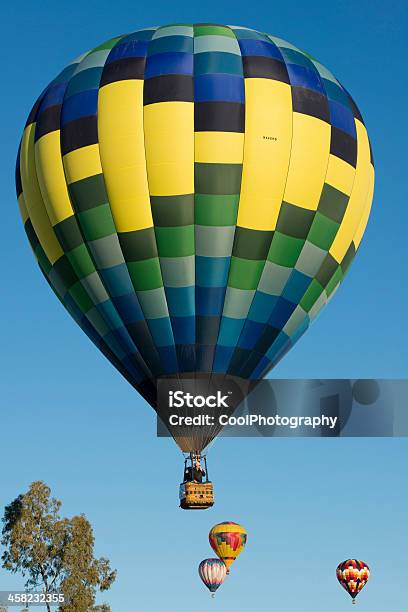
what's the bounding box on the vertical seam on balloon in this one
[271,70,361,346]
[218,33,296,379]
[238,42,338,378]
[141,29,183,384]
[192,24,221,452]
[278,118,361,345]
[225,34,295,377]
[92,38,162,381]
[192,24,200,453]
[96,34,165,379]
[205,25,246,388]
[26,90,154,401]
[57,42,156,385]
[200,25,247,451]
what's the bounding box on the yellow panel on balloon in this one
[237,78,292,230]
[143,101,194,196]
[284,113,331,210]
[35,131,74,226]
[353,162,375,250]
[63,144,102,184]
[20,124,63,264]
[330,120,371,262]
[325,154,355,197]
[98,80,153,232]
[194,132,244,164]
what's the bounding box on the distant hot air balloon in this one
[209,522,247,573]
[337,559,370,604]
[16,23,374,505]
[198,558,227,596]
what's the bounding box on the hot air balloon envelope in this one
[209,521,247,572]
[198,558,227,594]
[17,24,374,455]
[337,559,370,602]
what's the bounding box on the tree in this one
[1,482,116,612]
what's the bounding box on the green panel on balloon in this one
[154,226,195,257]
[228,258,265,290]
[128,259,164,291]
[268,233,305,267]
[194,194,239,226]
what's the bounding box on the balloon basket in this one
[179,481,214,510]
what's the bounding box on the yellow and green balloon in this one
[17,24,374,452]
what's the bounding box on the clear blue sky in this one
[1,1,407,610]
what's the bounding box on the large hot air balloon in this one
[16,23,374,506]
[209,522,247,573]
[198,558,227,596]
[336,559,370,604]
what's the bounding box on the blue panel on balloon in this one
[196,345,216,372]
[248,292,279,324]
[282,271,311,304]
[213,345,235,373]
[107,40,148,62]
[61,89,98,124]
[96,300,123,330]
[217,316,245,347]
[196,256,230,286]
[149,36,193,56]
[268,298,297,329]
[250,355,271,380]
[165,287,195,317]
[66,68,103,97]
[194,74,244,102]
[39,83,67,112]
[148,317,175,347]
[53,65,78,86]
[286,64,324,94]
[194,52,243,76]
[266,330,290,360]
[100,264,134,298]
[171,316,195,344]
[157,346,179,373]
[176,343,196,372]
[329,100,356,137]
[111,293,144,324]
[237,319,265,349]
[196,286,226,316]
[238,39,283,60]
[323,79,350,107]
[145,52,193,78]
[280,48,314,70]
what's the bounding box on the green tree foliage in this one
[1,482,116,612]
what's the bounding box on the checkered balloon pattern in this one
[17,24,374,412]
[337,559,370,601]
